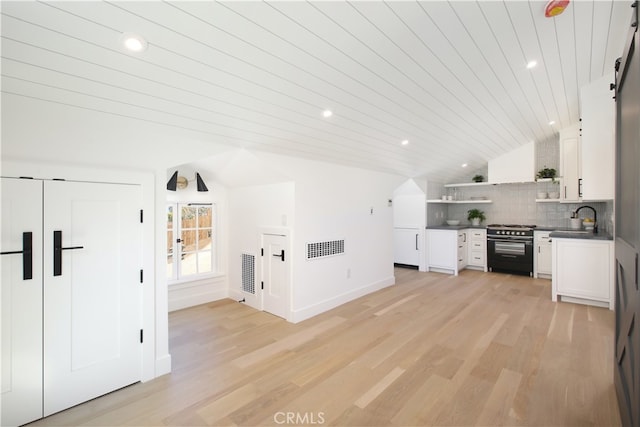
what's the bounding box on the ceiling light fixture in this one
[526,60,537,69]
[548,120,556,126]
[121,33,148,53]
[322,109,333,118]
[461,163,468,168]
[401,139,409,146]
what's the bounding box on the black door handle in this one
[272,249,285,262]
[0,231,33,280]
[53,230,84,276]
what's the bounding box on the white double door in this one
[1,178,142,427]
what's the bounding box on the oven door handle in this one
[488,238,533,244]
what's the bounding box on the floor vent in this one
[241,253,255,294]
[306,240,345,260]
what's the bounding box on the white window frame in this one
[167,202,217,283]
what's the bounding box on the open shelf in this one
[536,199,560,203]
[443,182,495,188]
[427,199,493,204]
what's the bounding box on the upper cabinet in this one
[558,73,615,202]
[580,72,615,201]
[559,125,581,202]
[488,142,534,184]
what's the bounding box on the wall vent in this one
[306,240,345,260]
[241,253,255,294]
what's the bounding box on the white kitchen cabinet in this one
[393,227,420,266]
[534,231,552,278]
[488,142,535,184]
[552,238,614,309]
[580,72,615,201]
[466,229,487,271]
[457,230,468,271]
[559,126,581,202]
[426,229,459,275]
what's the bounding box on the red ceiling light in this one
[545,0,570,17]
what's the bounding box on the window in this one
[167,203,215,281]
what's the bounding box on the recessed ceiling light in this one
[322,109,333,118]
[401,139,409,146]
[548,120,555,125]
[121,33,147,53]
[461,163,468,168]
[526,60,538,69]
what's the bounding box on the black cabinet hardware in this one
[53,230,84,276]
[0,231,33,280]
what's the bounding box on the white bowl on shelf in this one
[536,192,548,199]
[446,220,460,226]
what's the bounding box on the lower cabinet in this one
[534,231,552,278]
[393,227,420,266]
[466,229,487,271]
[426,229,459,275]
[457,230,467,271]
[427,228,485,275]
[552,238,614,309]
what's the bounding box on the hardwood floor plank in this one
[27,268,621,427]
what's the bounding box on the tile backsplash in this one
[436,182,614,234]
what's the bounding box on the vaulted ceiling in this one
[1,1,631,182]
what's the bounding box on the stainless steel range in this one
[486,224,535,276]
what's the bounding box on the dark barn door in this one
[615,3,640,426]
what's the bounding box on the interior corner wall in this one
[227,182,295,308]
[251,154,405,323]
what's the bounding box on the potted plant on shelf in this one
[536,166,557,182]
[472,174,485,183]
[467,208,486,226]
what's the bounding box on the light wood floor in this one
[29,268,621,426]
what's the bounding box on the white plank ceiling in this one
[1,1,632,181]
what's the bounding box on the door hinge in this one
[140,269,143,283]
[140,210,143,223]
[261,281,264,290]
[140,329,144,343]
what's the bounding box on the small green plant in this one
[472,174,484,183]
[467,208,486,223]
[536,167,557,181]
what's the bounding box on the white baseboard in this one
[291,276,395,323]
[154,354,172,378]
[168,288,228,312]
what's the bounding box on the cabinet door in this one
[537,241,552,275]
[427,230,456,270]
[581,72,615,200]
[555,239,611,301]
[393,228,420,266]
[560,133,581,202]
[1,178,43,427]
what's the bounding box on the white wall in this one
[255,153,405,322]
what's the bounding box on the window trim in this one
[167,202,217,284]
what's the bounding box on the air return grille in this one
[241,253,255,294]
[306,240,345,260]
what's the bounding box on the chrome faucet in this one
[574,205,598,232]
